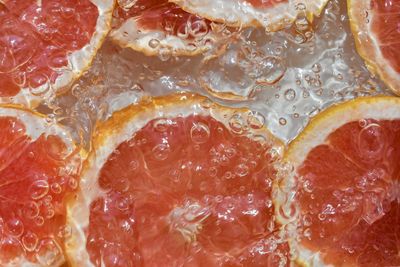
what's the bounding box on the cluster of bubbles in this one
[1,175,77,266]
[13,0,395,265]
[45,0,388,150]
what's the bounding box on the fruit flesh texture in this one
[297,119,400,266]
[0,0,98,96]
[371,0,400,72]
[0,116,78,265]
[114,0,211,39]
[86,115,289,267]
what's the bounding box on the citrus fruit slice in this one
[0,104,83,266]
[67,93,291,266]
[170,0,329,31]
[348,0,400,95]
[110,0,217,56]
[282,96,400,266]
[0,0,113,105]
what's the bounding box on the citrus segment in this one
[0,0,113,105]
[284,97,400,266]
[171,0,328,30]
[110,0,216,56]
[348,0,400,95]
[67,93,289,267]
[0,105,82,266]
[370,0,400,72]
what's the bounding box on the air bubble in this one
[117,0,137,9]
[247,193,254,203]
[279,118,287,126]
[247,111,265,129]
[68,177,78,189]
[302,179,314,193]
[208,167,218,177]
[223,171,233,179]
[295,3,307,11]
[35,216,45,226]
[312,63,321,73]
[153,119,169,132]
[257,56,286,85]
[58,225,72,238]
[148,39,160,49]
[51,183,62,194]
[215,195,223,203]
[284,89,296,101]
[36,239,63,266]
[152,144,171,160]
[295,16,310,32]
[6,218,24,237]
[235,164,249,177]
[302,215,312,226]
[44,208,55,219]
[29,180,49,200]
[22,232,38,252]
[43,195,53,206]
[200,98,213,109]
[158,47,172,61]
[190,122,210,144]
[116,197,130,211]
[229,114,246,134]
[23,201,40,219]
[358,124,385,160]
[303,228,312,239]
[265,199,273,208]
[318,213,326,221]
[129,160,139,170]
[359,119,368,128]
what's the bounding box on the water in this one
[48,0,390,150]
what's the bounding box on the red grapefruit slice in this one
[281,97,400,266]
[348,0,400,95]
[110,0,218,56]
[0,0,113,106]
[171,0,329,31]
[0,104,83,266]
[67,93,290,266]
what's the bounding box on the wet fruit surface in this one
[0,0,98,96]
[86,114,289,266]
[0,114,79,265]
[371,0,400,72]
[297,119,400,266]
[114,0,210,38]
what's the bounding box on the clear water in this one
[45,0,391,151]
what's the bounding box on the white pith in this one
[170,0,328,29]
[110,18,216,56]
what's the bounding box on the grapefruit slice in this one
[281,96,400,266]
[0,104,83,266]
[110,0,218,56]
[170,0,329,31]
[348,0,400,95]
[0,0,113,105]
[66,93,291,266]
